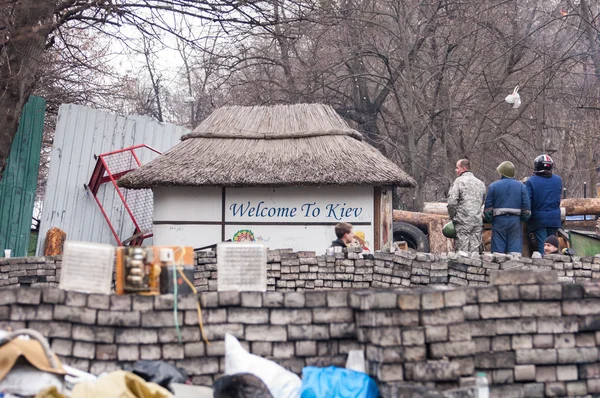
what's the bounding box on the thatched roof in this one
[118,104,416,189]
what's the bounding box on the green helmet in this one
[443,221,457,239]
[497,161,515,178]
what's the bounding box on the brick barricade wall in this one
[3,250,600,290]
[3,271,600,396]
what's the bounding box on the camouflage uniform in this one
[447,171,486,253]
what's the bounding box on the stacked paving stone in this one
[0,256,61,288]
[6,251,600,290]
[4,270,600,396]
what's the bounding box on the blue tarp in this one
[300,366,379,398]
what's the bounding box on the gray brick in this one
[420,308,464,325]
[554,333,575,348]
[313,308,353,323]
[512,335,533,349]
[98,310,141,327]
[53,305,96,324]
[444,290,466,307]
[470,320,496,337]
[16,289,41,305]
[263,292,284,307]
[491,336,511,351]
[407,360,463,381]
[563,299,600,315]
[240,292,262,308]
[557,365,577,381]
[492,369,513,384]
[430,341,475,358]
[558,347,598,363]
[89,361,120,375]
[477,287,498,303]
[140,311,181,327]
[41,288,65,304]
[140,345,162,360]
[480,302,520,319]
[398,294,420,310]
[523,383,544,397]
[475,352,515,368]
[516,349,557,364]
[51,339,73,356]
[576,332,596,347]
[463,305,479,320]
[185,342,205,357]
[330,323,356,338]
[535,366,557,382]
[118,345,140,361]
[251,342,272,356]
[246,325,287,341]
[562,285,583,299]
[538,317,578,334]
[296,341,317,356]
[65,291,88,307]
[95,345,117,360]
[204,323,244,340]
[489,270,557,285]
[377,363,404,382]
[163,344,185,359]
[284,292,305,307]
[218,291,241,306]
[87,294,110,309]
[228,308,269,324]
[521,302,561,317]
[271,309,312,325]
[73,341,95,359]
[402,328,425,346]
[422,292,444,309]
[304,292,326,307]
[200,292,219,308]
[540,284,562,300]
[154,294,197,311]
[533,334,554,348]
[566,381,587,396]
[288,325,329,340]
[11,304,53,321]
[28,321,72,339]
[425,325,448,343]
[158,327,200,343]
[519,285,540,300]
[498,285,519,301]
[358,291,397,309]
[587,379,600,394]
[110,295,132,311]
[514,365,535,381]
[362,327,402,346]
[326,291,347,307]
[356,310,418,327]
[72,324,114,343]
[175,358,220,376]
[273,342,295,358]
[132,295,154,311]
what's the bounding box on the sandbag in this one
[224,334,301,398]
[300,366,379,398]
[132,360,188,390]
[214,373,273,398]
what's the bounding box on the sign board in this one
[217,242,267,292]
[153,186,375,252]
[59,241,115,294]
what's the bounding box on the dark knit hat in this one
[544,235,559,249]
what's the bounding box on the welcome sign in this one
[225,187,373,223]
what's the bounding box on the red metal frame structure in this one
[86,144,161,246]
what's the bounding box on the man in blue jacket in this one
[484,161,531,253]
[525,154,563,254]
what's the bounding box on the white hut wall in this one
[153,186,374,252]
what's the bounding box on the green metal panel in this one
[569,230,600,257]
[0,96,46,257]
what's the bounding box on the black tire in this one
[393,222,430,252]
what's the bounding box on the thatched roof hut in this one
[118,103,416,189]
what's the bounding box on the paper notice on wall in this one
[217,242,267,292]
[59,241,115,294]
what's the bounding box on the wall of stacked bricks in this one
[3,270,600,396]
[2,249,600,290]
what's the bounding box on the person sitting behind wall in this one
[330,222,354,249]
[543,235,560,255]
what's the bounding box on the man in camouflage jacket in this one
[447,159,487,253]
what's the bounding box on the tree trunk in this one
[0,1,55,181]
